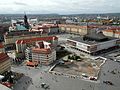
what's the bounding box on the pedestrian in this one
[25,82,27,85]
[103,73,106,76]
[40,77,42,79]
[56,79,58,82]
[23,87,25,90]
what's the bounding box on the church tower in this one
[24,14,29,29]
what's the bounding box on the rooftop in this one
[32,48,51,54]
[16,36,58,44]
[4,30,47,37]
[16,24,28,31]
[68,36,117,45]
[32,41,53,54]
[104,29,120,34]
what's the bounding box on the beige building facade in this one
[0,53,11,74]
[0,43,5,53]
[4,33,47,45]
[103,30,120,38]
[59,24,88,35]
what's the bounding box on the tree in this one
[76,56,81,60]
[68,55,71,59]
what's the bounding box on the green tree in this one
[68,55,71,59]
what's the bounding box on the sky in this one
[0,0,120,14]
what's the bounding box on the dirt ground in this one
[53,58,103,77]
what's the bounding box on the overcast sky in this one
[0,0,119,14]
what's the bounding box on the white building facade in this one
[32,49,56,65]
[67,38,120,54]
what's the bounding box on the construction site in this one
[52,56,105,78]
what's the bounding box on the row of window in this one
[0,60,11,74]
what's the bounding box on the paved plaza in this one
[11,59,120,90]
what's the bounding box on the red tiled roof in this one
[32,24,58,30]
[0,43,4,48]
[16,40,21,44]
[32,25,49,29]
[16,36,58,44]
[59,24,87,28]
[26,61,38,66]
[0,53,9,63]
[108,28,120,30]
[1,82,13,88]
[59,24,118,30]
[104,29,120,34]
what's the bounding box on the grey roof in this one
[85,32,107,40]
[68,36,116,45]
[68,37,97,45]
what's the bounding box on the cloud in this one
[0,0,120,14]
[14,2,28,6]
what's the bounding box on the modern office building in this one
[67,29,120,55]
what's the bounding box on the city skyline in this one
[0,0,120,14]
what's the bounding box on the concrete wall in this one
[97,39,118,51]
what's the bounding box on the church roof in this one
[16,24,28,31]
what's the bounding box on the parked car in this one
[41,83,50,89]
[89,77,97,81]
[82,73,88,78]
[103,81,113,85]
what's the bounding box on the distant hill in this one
[0,13,120,20]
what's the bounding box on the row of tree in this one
[68,55,81,61]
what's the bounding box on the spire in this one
[24,12,29,29]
